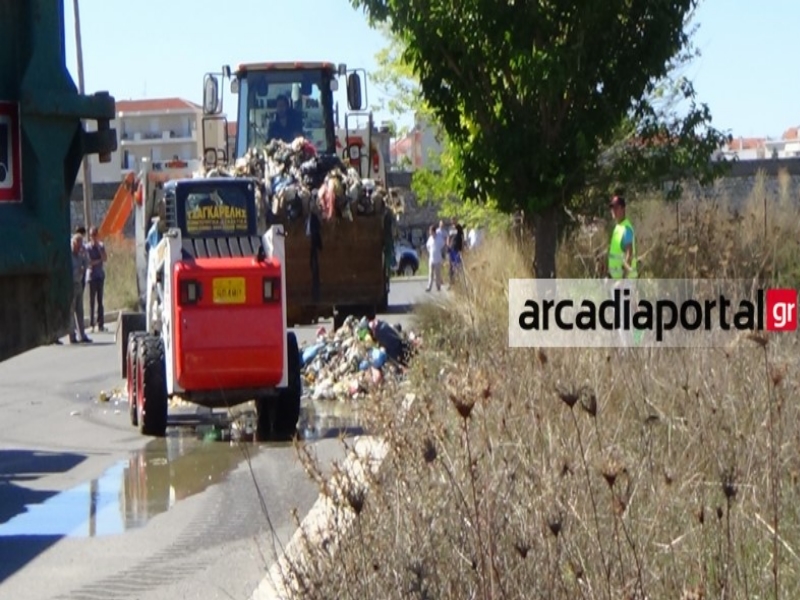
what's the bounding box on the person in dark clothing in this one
[451,219,464,252]
[85,226,108,332]
[369,319,413,367]
[268,95,304,143]
[448,218,465,285]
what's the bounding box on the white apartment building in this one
[75,97,227,185]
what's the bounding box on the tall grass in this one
[556,179,800,286]
[271,185,800,599]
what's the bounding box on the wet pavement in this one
[0,278,430,599]
[0,402,366,541]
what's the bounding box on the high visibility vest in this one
[608,218,637,279]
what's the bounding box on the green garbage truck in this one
[0,0,117,362]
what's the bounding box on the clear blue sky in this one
[63,0,799,140]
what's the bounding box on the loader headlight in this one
[262,277,280,302]
[179,279,201,305]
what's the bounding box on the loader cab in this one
[230,63,339,158]
[202,61,369,170]
[164,177,257,237]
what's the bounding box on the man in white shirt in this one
[425,224,444,291]
[467,225,482,250]
[435,220,448,261]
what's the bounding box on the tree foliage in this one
[352,0,732,277]
[369,26,508,231]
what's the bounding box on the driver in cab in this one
[268,94,303,143]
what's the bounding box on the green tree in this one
[351,0,731,277]
[369,26,508,232]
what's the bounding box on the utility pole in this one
[73,0,94,229]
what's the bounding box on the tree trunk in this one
[532,203,559,278]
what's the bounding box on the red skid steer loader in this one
[116,167,301,440]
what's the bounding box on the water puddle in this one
[0,403,366,539]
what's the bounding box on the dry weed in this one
[276,186,800,599]
[558,179,800,287]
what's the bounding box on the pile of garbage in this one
[196,136,404,223]
[300,315,422,402]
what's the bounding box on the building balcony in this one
[119,130,197,145]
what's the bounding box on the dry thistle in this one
[578,386,597,417]
[449,393,475,419]
[746,331,769,348]
[613,495,628,517]
[537,349,548,366]
[346,485,365,516]
[555,383,579,409]
[661,467,674,486]
[422,437,437,464]
[770,363,787,387]
[547,513,563,537]
[514,541,530,558]
[601,458,622,489]
[696,505,705,525]
[721,466,738,500]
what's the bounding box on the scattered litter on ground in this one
[299,315,421,402]
[69,410,80,417]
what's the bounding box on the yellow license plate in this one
[212,277,246,304]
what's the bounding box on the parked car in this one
[392,241,419,276]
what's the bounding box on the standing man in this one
[607,194,640,346]
[448,217,465,286]
[435,219,448,262]
[425,225,444,292]
[70,233,92,344]
[85,226,107,332]
[607,195,637,280]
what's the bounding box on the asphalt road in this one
[0,278,438,600]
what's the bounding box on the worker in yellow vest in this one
[607,194,642,346]
[608,194,637,280]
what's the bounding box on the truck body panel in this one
[283,214,388,324]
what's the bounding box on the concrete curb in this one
[80,309,123,331]
[250,393,415,600]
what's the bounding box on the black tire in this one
[118,311,146,379]
[137,336,168,437]
[255,332,302,441]
[127,332,147,427]
[276,332,302,435]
